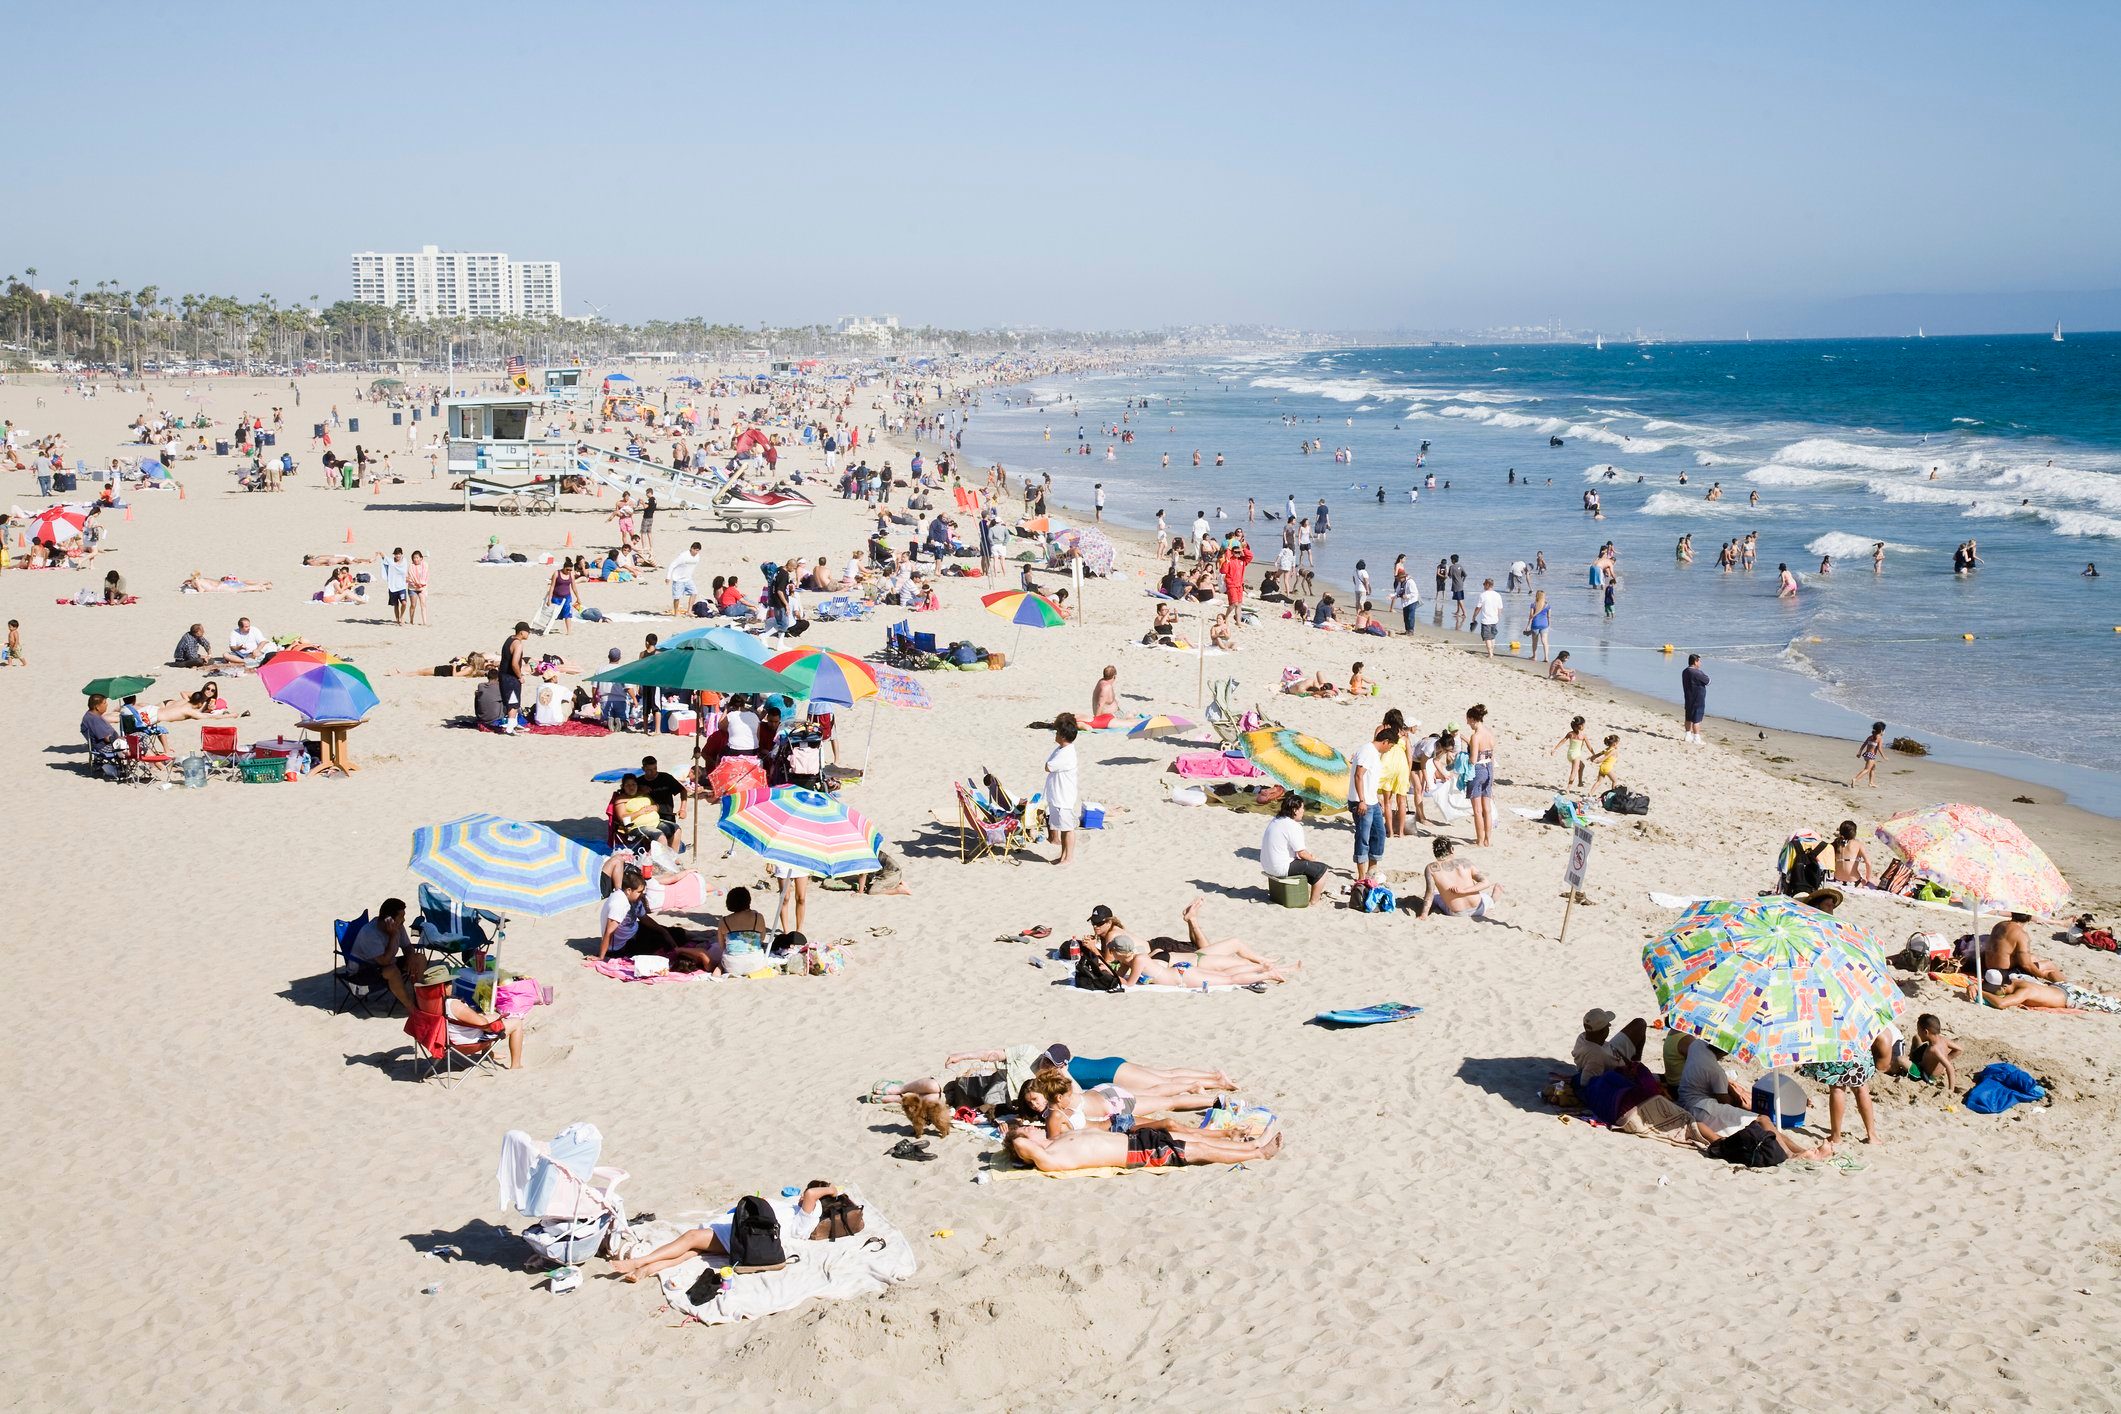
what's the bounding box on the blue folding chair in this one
[413,883,503,961]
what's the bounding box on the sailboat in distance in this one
[2053,321,2065,343]
[1916,326,1926,338]
[1594,334,1604,351]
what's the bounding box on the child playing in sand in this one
[1593,734,1622,791]
[1853,720,1885,787]
[1552,715,1591,787]
[1910,1013,1959,1090]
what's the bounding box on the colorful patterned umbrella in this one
[1049,526,1117,576]
[30,506,89,544]
[980,589,1065,628]
[1873,802,2071,917]
[658,624,770,662]
[872,667,931,710]
[707,755,767,798]
[1126,714,1197,739]
[762,647,879,707]
[1642,897,1901,1069]
[407,814,604,917]
[258,651,378,722]
[1238,727,1351,810]
[717,786,884,879]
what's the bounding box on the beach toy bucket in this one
[1751,1073,1808,1129]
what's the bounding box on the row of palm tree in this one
[2,271,1161,370]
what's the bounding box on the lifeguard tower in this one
[542,366,586,403]
[443,394,575,511]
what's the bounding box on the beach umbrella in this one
[762,647,878,708]
[1050,526,1116,576]
[872,667,931,711]
[588,642,799,695]
[981,588,1066,661]
[407,813,605,918]
[30,506,88,544]
[1874,802,2072,994]
[658,624,770,661]
[708,755,767,798]
[718,786,884,880]
[1127,713,1197,739]
[1643,897,1901,1078]
[1238,727,1350,811]
[260,653,379,722]
[83,675,156,699]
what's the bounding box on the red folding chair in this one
[200,723,242,777]
[125,732,176,784]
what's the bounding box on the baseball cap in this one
[1038,1043,1072,1070]
[1581,1008,1616,1032]
[1087,905,1114,926]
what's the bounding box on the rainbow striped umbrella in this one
[257,650,378,722]
[1238,727,1350,810]
[1126,714,1197,739]
[980,589,1065,628]
[762,647,879,708]
[1874,802,2071,918]
[407,814,604,917]
[717,786,884,879]
[1643,897,1900,1069]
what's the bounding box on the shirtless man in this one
[1089,903,1298,986]
[1090,664,1118,719]
[1006,1121,1284,1173]
[1831,821,1872,885]
[1417,838,1503,920]
[1977,913,2063,982]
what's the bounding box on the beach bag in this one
[950,642,981,666]
[726,1195,785,1271]
[1354,884,1396,914]
[1704,1123,1785,1168]
[1877,858,1915,896]
[1074,949,1125,993]
[1778,839,1828,895]
[1601,787,1649,816]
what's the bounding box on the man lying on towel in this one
[1005,1120,1284,1172]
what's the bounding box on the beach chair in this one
[81,726,125,781]
[413,883,502,961]
[124,732,176,785]
[497,1123,632,1266]
[403,984,504,1086]
[955,782,1040,865]
[330,911,398,1018]
[883,619,920,667]
[199,723,243,778]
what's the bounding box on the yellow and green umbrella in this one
[1238,727,1349,810]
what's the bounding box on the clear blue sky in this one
[12,1,2119,335]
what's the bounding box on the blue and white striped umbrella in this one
[407,814,604,917]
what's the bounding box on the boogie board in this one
[1313,1002,1423,1028]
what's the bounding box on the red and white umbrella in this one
[30,506,89,544]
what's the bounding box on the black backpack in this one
[1074,948,1125,993]
[1602,787,1650,816]
[726,1194,786,1271]
[1780,840,1829,897]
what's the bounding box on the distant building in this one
[350,245,563,321]
[835,314,900,341]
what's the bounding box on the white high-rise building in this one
[349,245,563,320]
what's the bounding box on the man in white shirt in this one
[1474,579,1505,657]
[723,698,761,754]
[1508,559,1529,593]
[667,541,702,617]
[1389,568,1421,633]
[1350,724,1392,879]
[382,547,410,625]
[1043,715,1081,865]
[1259,796,1327,905]
[229,616,270,665]
[1191,511,1211,557]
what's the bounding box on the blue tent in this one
[603,372,634,383]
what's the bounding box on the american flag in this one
[506,355,526,374]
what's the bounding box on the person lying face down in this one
[606,1181,866,1284]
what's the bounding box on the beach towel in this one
[1964,1062,2046,1115]
[57,596,138,606]
[582,957,717,985]
[1171,751,1262,779]
[469,719,611,737]
[986,1163,1180,1181]
[642,1191,917,1325]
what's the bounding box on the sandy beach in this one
[5,368,2120,1412]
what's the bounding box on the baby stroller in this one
[496,1122,631,1267]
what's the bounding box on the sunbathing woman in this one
[303,551,379,566]
[318,567,366,603]
[1005,1119,1283,1172]
[149,684,239,722]
[1283,668,1340,698]
[877,1043,1234,1114]
[607,1181,863,1283]
[1094,903,1298,986]
[1018,1072,1140,1136]
[181,570,273,592]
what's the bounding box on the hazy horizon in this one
[13,2,2118,339]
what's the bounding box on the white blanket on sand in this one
[631,1191,916,1326]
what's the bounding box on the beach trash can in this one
[430,402,441,417]
[392,411,402,426]
[1268,874,1312,908]
[411,407,421,423]
[36,473,52,497]
[215,439,230,456]
[348,417,359,433]
[1751,1073,1808,1129]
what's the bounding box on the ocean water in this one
[962,334,2121,812]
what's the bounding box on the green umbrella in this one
[587,642,805,696]
[83,675,156,699]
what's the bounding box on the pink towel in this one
[647,870,707,912]
[1171,751,1262,780]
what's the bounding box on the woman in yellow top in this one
[612,775,663,839]
[1377,708,1415,836]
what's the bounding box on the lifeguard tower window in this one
[489,406,530,440]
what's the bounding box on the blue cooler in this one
[1751,1073,1808,1129]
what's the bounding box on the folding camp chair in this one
[199,723,243,778]
[413,882,503,962]
[403,984,505,1086]
[82,726,125,781]
[955,782,1041,864]
[497,1123,632,1266]
[330,910,398,1017]
[124,732,177,784]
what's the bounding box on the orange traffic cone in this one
[564,530,573,547]
[344,527,354,544]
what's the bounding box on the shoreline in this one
[1026,484,2121,869]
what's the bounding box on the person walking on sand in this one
[1681,653,1710,745]
[1474,578,1504,657]
[1853,720,1885,787]
[1464,704,1497,848]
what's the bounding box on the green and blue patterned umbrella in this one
[1642,897,1900,1069]
[407,814,604,917]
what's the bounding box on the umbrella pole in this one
[861,696,879,777]
[1969,900,1982,1007]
